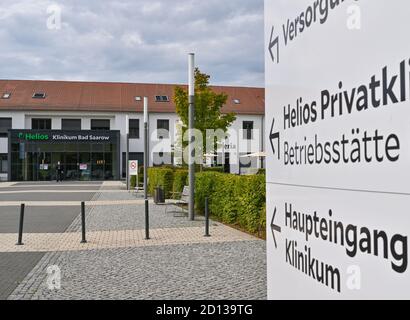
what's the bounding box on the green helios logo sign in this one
[18,132,50,141]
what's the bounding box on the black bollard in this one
[204,197,210,237]
[145,199,150,240]
[16,204,25,246]
[81,202,87,244]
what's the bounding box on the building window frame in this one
[0,118,12,138]
[129,119,140,139]
[0,154,8,173]
[32,118,51,130]
[157,119,170,139]
[62,119,82,131]
[243,121,254,140]
[91,119,110,131]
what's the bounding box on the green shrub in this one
[145,166,266,237]
[202,166,225,173]
[212,174,240,224]
[195,172,266,236]
[130,175,137,189]
[236,174,266,233]
[147,167,174,198]
[195,172,219,212]
[138,166,144,186]
[258,203,266,237]
[172,169,188,198]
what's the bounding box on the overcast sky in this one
[0,0,264,87]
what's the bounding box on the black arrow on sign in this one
[268,26,280,64]
[271,207,281,249]
[270,117,280,160]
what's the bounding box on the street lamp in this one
[188,53,195,221]
[144,97,150,240]
[126,115,130,190]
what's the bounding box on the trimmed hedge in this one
[195,172,266,235]
[202,166,225,173]
[147,167,174,198]
[138,166,144,187]
[147,167,266,237]
[147,167,188,198]
[130,175,137,189]
[172,170,189,198]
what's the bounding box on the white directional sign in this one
[265,0,410,299]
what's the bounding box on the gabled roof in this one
[0,80,265,115]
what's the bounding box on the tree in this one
[174,68,236,166]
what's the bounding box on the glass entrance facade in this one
[9,130,120,181]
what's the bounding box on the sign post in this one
[188,53,195,221]
[265,0,410,299]
[128,160,138,190]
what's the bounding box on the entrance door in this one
[26,152,37,181]
[91,149,104,180]
[64,152,79,180]
[37,152,52,181]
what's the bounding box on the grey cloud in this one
[0,0,264,86]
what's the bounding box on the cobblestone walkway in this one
[5,182,267,300]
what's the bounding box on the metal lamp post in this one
[188,53,195,221]
[144,97,150,240]
[126,115,130,190]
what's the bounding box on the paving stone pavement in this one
[0,252,44,300]
[66,188,217,232]
[6,183,267,300]
[0,226,257,253]
[8,242,266,300]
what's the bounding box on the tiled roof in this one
[0,80,264,115]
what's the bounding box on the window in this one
[91,119,110,131]
[32,92,46,99]
[157,119,169,139]
[0,154,7,173]
[62,119,81,130]
[129,119,140,139]
[32,118,51,130]
[0,118,12,137]
[135,96,142,102]
[155,95,169,102]
[243,121,254,140]
[2,93,11,99]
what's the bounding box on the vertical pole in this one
[16,204,25,246]
[188,53,195,221]
[81,202,87,243]
[204,197,210,237]
[261,115,265,169]
[144,97,150,240]
[126,133,130,191]
[126,115,130,191]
